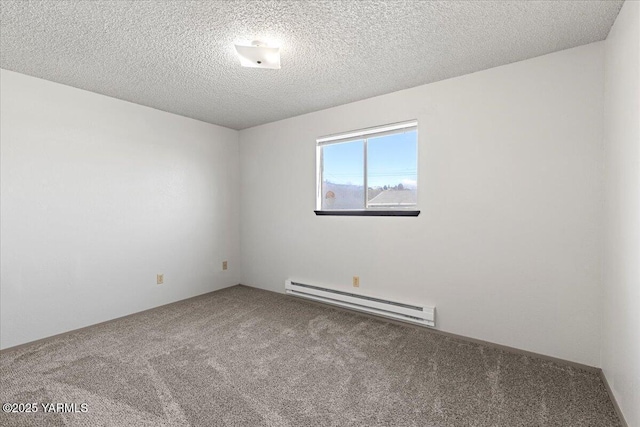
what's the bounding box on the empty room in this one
[1,1,638,426]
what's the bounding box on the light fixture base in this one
[234,41,281,69]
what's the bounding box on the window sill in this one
[314,210,420,217]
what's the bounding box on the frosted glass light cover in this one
[234,44,281,69]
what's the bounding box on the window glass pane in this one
[366,130,417,208]
[322,140,364,210]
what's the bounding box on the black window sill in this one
[314,210,420,217]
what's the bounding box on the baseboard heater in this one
[285,280,435,327]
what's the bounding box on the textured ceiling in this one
[0,1,624,130]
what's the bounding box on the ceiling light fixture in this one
[234,40,281,69]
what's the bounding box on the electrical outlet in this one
[353,276,360,287]
[157,274,164,285]
[222,261,228,271]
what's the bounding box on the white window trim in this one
[315,120,419,214]
[317,120,418,145]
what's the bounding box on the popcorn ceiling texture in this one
[0,1,623,130]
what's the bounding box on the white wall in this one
[602,1,640,425]
[239,43,605,367]
[0,70,240,349]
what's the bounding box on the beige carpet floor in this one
[0,285,622,426]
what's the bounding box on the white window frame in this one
[316,120,419,214]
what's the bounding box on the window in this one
[316,121,419,216]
